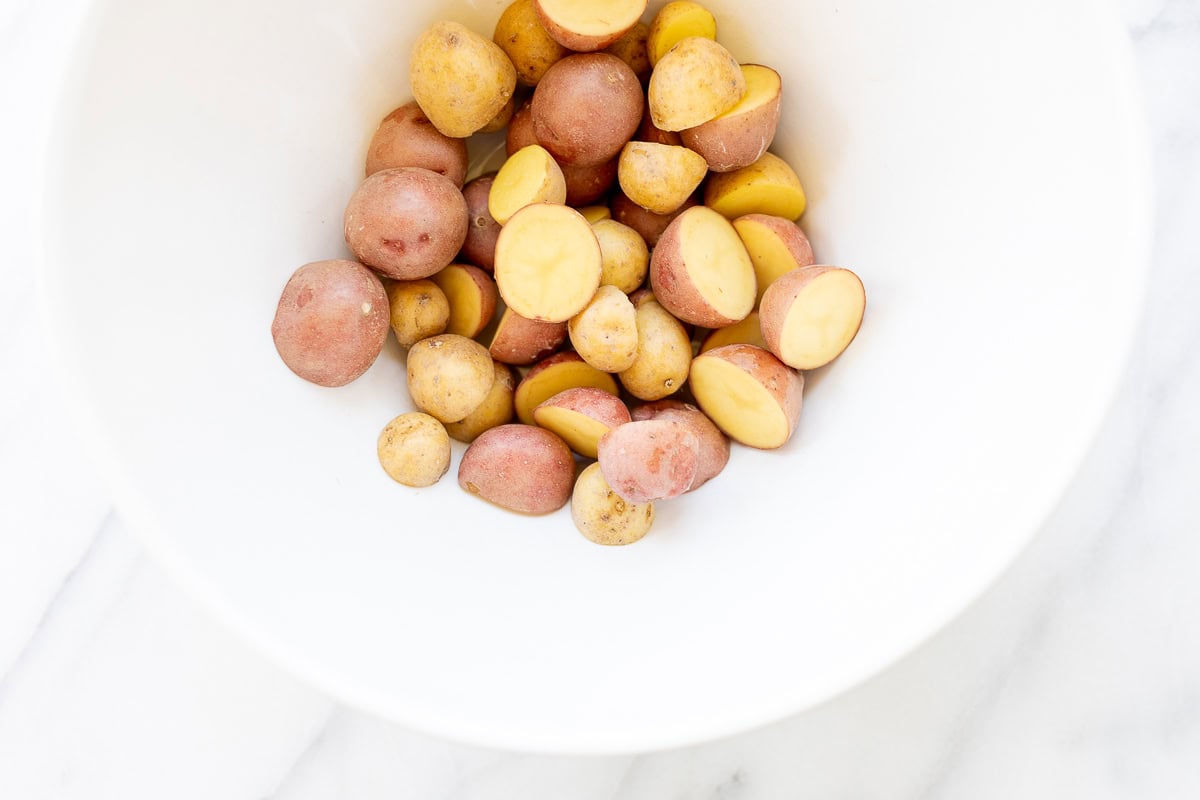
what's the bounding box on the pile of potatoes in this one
[270,0,867,546]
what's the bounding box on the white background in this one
[2,0,1199,796]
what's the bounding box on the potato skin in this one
[630,401,729,490]
[494,0,569,86]
[459,424,575,514]
[365,101,468,185]
[572,462,654,545]
[532,53,644,166]
[562,157,619,206]
[647,36,745,131]
[271,259,389,387]
[410,21,518,138]
[487,308,568,365]
[506,99,537,155]
[445,362,517,443]
[592,219,649,293]
[603,22,652,83]
[533,0,647,52]
[597,418,699,502]
[536,386,632,432]
[344,167,468,280]
[610,189,698,247]
[691,343,804,448]
[385,278,450,347]
[406,334,495,423]
[649,205,756,328]
[618,299,693,400]
[679,65,782,173]
[377,412,451,487]
[460,173,502,271]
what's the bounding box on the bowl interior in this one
[44,0,1149,752]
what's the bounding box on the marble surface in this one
[2,0,1199,796]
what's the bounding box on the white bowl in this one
[42,0,1150,753]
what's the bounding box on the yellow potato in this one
[533,386,631,458]
[646,1,717,67]
[515,352,619,425]
[494,203,602,322]
[478,93,517,134]
[489,144,567,225]
[617,141,709,215]
[410,21,518,138]
[689,343,804,449]
[493,0,569,86]
[602,21,651,82]
[647,37,744,131]
[592,219,649,293]
[377,412,451,487]
[431,263,498,338]
[445,362,517,443]
[385,278,450,348]
[568,285,639,372]
[618,299,692,400]
[698,310,765,353]
[577,205,612,223]
[406,334,495,423]
[759,266,866,370]
[571,462,655,545]
[704,152,807,220]
[681,64,782,173]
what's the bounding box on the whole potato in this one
[385,278,450,347]
[445,362,517,443]
[571,462,655,545]
[410,21,518,138]
[505,99,537,156]
[597,418,699,502]
[406,334,495,423]
[460,172,502,271]
[365,101,468,185]
[458,424,575,514]
[377,412,451,487]
[271,259,389,387]
[603,22,652,83]
[344,167,468,280]
[532,53,644,166]
[610,189,698,247]
[494,0,569,86]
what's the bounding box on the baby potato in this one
[458,424,575,514]
[568,285,639,372]
[577,205,612,224]
[636,104,683,146]
[406,334,495,423]
[445,362,517,443]
[648,37,745,131]
[410,21,517,138]
[562,157,619,207]
[344,167,468,280]
[505,99,537,156]
[271,259,390,387]
[630,401,729,490]
[377,412,451,487]
[532,53,644,166]
[533,0,647,52]
[592,219,649,293]
[610,189,698,247]
[486,307,569,366]
[618,299,692,401]
[515,351,620,425]
[489,144,567,225]
[494,0,569,86]
[649,205,757,328]
[698,310,765,353]
[704,152,807,220]
[385,278,450,348]
[646,0,717,67]
[689,343,804,449]
[731,213,816,304]
[572,462,655,545]
[460,172,502,272]
[759,265,866,370]
[431,263,498,338]
[494,203,602,322]
[680,64,782,173]
[479,93,517,134]
[602,21,652,83]
[597,418,699,502]
[533,386,631,458]
[365,101,468,185]
[617,140,708,215]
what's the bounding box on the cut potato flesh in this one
[732,216,814,303]
[515,359,619,425]
[677,207,757,322]
[494,203,602,322]
[647,1,718,66]
[537,0,646,38]
[489,145,567,225]
[773,268,866,369]
[699,311,765,353]
[432,264,495,338]
[532,406,612,458]
[705,152,807,220]
[577,205,612,223]
[690,349,802,449]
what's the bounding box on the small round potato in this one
[406,334,495,423]
[271,259,389,387]
[365,101,468,185]
[592,219,649,293]
[597,418,699,502]
[385,278,450,347]
[532,53,644,166]
[603,21,652,82]
[377,412,451,487]
[344,167,468,280]
[568,284,639,372]
[445,362,517,443]
[410,21,518,138]
[618,299,692,400]
[617,140,708,215]
[562,158,619,206]
[494,0,570,86]
[460,173,502,271]
[506,99,538,156]
[459,424,575,514]
[647,36,745,131]
[572,462,655,545]
[610,189,698,247]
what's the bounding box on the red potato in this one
[533,386,632,458]
[636,104,683,146]
[459,424,575,515]
[689,344,804,449]
[602,21,652,83]
[759,265,866,370]
[460,173,502,272]
[364,101,469,185]
[532,54,644,166]
[344,167,468,280]
[562,157,619,206]
[487,307,569,366]
[271,259,389,387]
[610,189,698,247]
[649,205,757,328]
[597,419,700,502]
[680,64,782,173]
[732,213,816,304]
[514,351,620,425]
[630,401,729,490]
[533,0,648,52]
[506,99,537,156]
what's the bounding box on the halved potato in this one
[486,307,569,366]
[680,64,782,173]
[704,152,807,220]
[571,462,655,545]
[514,351,620,425]
[533,0,648,51]
[689,343,804,449]
[494,203,602,322]
[759,266,866,370]
[649,205,756,328]
[533,386,631,458]
[431,263,498,338]
[577,205,612,223]
[617,141,709,215]
[610,189,698,247]
[647,36,744,131]
[445,362,517,443]
[646,1,717,67]
[489,144,567,225]
[731,213,816,303]
[698,310,765,353]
